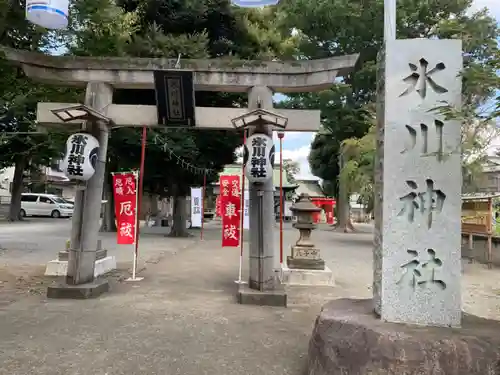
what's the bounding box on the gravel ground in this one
[0,222,499,375]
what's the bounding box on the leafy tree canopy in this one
[66,0,294,195]
[0,0,80,220]
[277,0,499,196]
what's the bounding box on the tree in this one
[298,87,372,229]
[335,9,499,215]
[65,0,293,236]
[283,159,300,184]
[278,0,499,221]
[115,1,294,237]
[338,125,376,231]
[433,8,500,190]
[0,0,77,221]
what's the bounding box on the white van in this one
[20,193,74,218]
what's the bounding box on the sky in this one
[278,0,500,180]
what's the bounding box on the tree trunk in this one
[149,194,162,226]
[347,216,356,232]
[100,171,117,232]
[8,155,27,221]
[168,184,190,237]
[336,178,351,232]
[150,194,159,216]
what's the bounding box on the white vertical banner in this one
[243,190,250,229]
[190,187,202,228]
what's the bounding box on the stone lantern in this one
[288,193,325,270]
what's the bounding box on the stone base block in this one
[287,256,325,270]
[307,298,500,375]
[237,284,287,307]
[280,264,334,286]
[45,256,116,277]
[57,249,107,261]
[47,278,109,299]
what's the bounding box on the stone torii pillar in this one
[65,82,113,287]
[246,86,277,292]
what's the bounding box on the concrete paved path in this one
[0,225,319,375]
[0,218,187,267]
[0,222,499,375]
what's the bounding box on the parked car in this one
[20,193,74,218]
[64,199,107,218]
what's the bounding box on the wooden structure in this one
[461,193,500,268]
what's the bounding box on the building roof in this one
[481,156,500,173]
[216,164,298,189]
[294,179,326,197]
[462,192,500,201]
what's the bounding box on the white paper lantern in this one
[60,133,100,181]
[231,0,279,7]
[243,133,275,184]
[26,0,69,30]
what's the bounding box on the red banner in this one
[220,175,241,247]
[325,200,335,225]
[112,172,138,245]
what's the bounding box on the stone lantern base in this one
[282,245,334,286]
[287,245,325,270]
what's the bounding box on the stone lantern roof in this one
[291,193,322,213]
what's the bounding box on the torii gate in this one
[1,47,359,302]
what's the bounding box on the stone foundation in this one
[57,249,108,261]
[287,256,325,270]
[280,264,334,286]
[307,298,500,375]
[45,256,116,277]
[237,283,287,307]
[47,278,110,299]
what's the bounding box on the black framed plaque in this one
[154,71,195,127]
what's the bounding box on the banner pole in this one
[201,172,206,240]
[236,129,247,285]
[278,132,284,265]
[127,126,147,282]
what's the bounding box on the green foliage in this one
[278,0,500,197]
[338,125,376,212]
[58,0,293,199]
[283,159,299,184]
[63,0,140,56]
[0,0,78,178]
[432,10,499,188]
[292,86,373,191]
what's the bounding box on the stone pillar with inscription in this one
[46,82,116,299]
[374,39,462,327]
[247,86,277,291]
[237,86,287,307]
